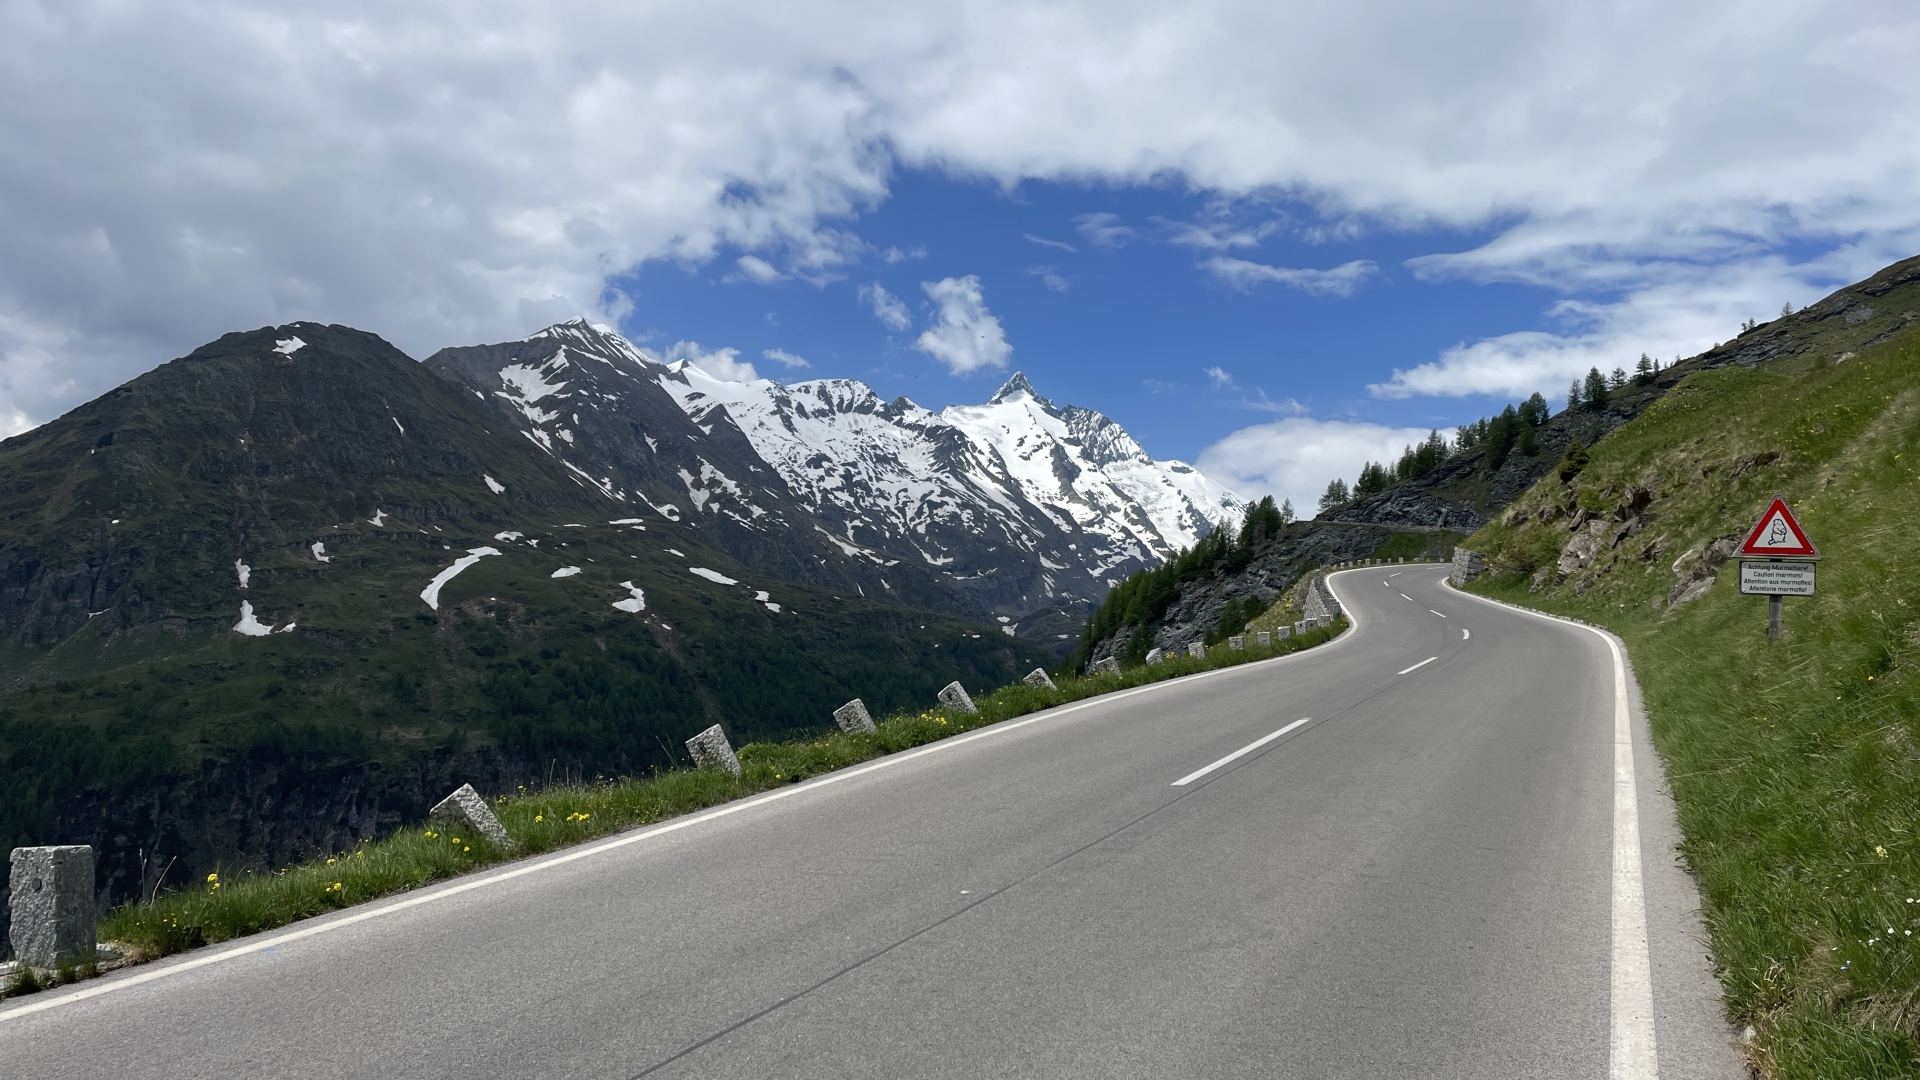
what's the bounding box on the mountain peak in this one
[988,371,1050,407]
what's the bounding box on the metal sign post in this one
[1735,496,1819,641]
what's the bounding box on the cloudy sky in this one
[4,1,1918,513]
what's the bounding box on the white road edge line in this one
[1442,579,1657,1080]
[1,626,1362,1023]
[1429,609,1448,618]
[1396,656,1437,675]
[1170,718,1313,786]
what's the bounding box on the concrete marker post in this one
[832,698,877,734]
[428,785,515,851]
[8,846,95,970]
[685,724,743,776]
[937,681,978,714]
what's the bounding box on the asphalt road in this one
[1,565,1744,1078]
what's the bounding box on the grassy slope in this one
[1463,335,1920,1078]
[0,620,1345,979]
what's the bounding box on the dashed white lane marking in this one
[1399,593,1414,601]
[1429,609,1448,618]
[1171,718,1314,786]
[1396,656,1438,675]
[1462,628,1471,640]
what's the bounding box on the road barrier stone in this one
[686,724,742,776]
[833,698,877,734]
[429,784,515,851]
[937,681,978,714]
[1022,668,1057,691]
[8,845,95,969]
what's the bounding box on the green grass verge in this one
[57,619,1346,973]
[1463,334,1920,1078]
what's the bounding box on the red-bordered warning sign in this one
[1738,497,1818,558]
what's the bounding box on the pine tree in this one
[1318,477,1349,511]
[1633,353,1655,386]
[1278,498,1294,529]
[1568,379,1583,411]
[1608,367,1628,391]
[1781,301,1794,318]
[1583,367,1608,408]
[1520,391,1550,425]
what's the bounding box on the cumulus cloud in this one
[763,347,811,368]
[732,255,786,284]
[3,1,1920,426]
[663,341,759,382]
[859,283,912,330]
[1368,245,1914,400]
[1202,257,1380,296]
[914,275,1011,375]
[1197,416,1436,517]
[1204,365,1234,388]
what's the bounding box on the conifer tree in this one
[1583,367,1608,408]
[1634,353,1655,386]
[1568,379,1584,411]
[1318,477,1349,511]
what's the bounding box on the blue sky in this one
[5,2,1917,510]
[615,171,1542,455]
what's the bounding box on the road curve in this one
[1,565,1742,1078]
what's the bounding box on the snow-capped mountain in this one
[429,320,1244,640]
[424,321,965,615]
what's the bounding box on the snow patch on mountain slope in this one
[420,547,500,609]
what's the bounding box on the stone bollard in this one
[1275,625,1291,641]
[1144,646,1164,665]
[1257,631,1272,647]
[1228,635,1245,650]
[685,724,742,776]
[1022,668,1057,691]
[833,698,877,734]
[9,845,95,969]
[1090,656,1120,676]
[937,681,978,714]
[1188,641,1206,659]
[429,784,515,851]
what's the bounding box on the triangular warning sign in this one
[1738,497,1818,557]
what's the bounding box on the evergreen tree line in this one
[1313,353,1664,514]
[1073,495,1293,671]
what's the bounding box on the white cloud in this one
[914,275,1011,375]
[3,2,1920,425]
[1024,233,1077,253]
[1027,266,1071,292]
[1368,244,1915,400]
[663,340,759,382]
[732,255,785,284]
[881,245,927,263]
[858,283,912,330]
[1204,365,1234,388]
[1074,212,1139,249]
[763,347,811,368]
[1202,257,1380,296]
[1196,416,1436,517]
